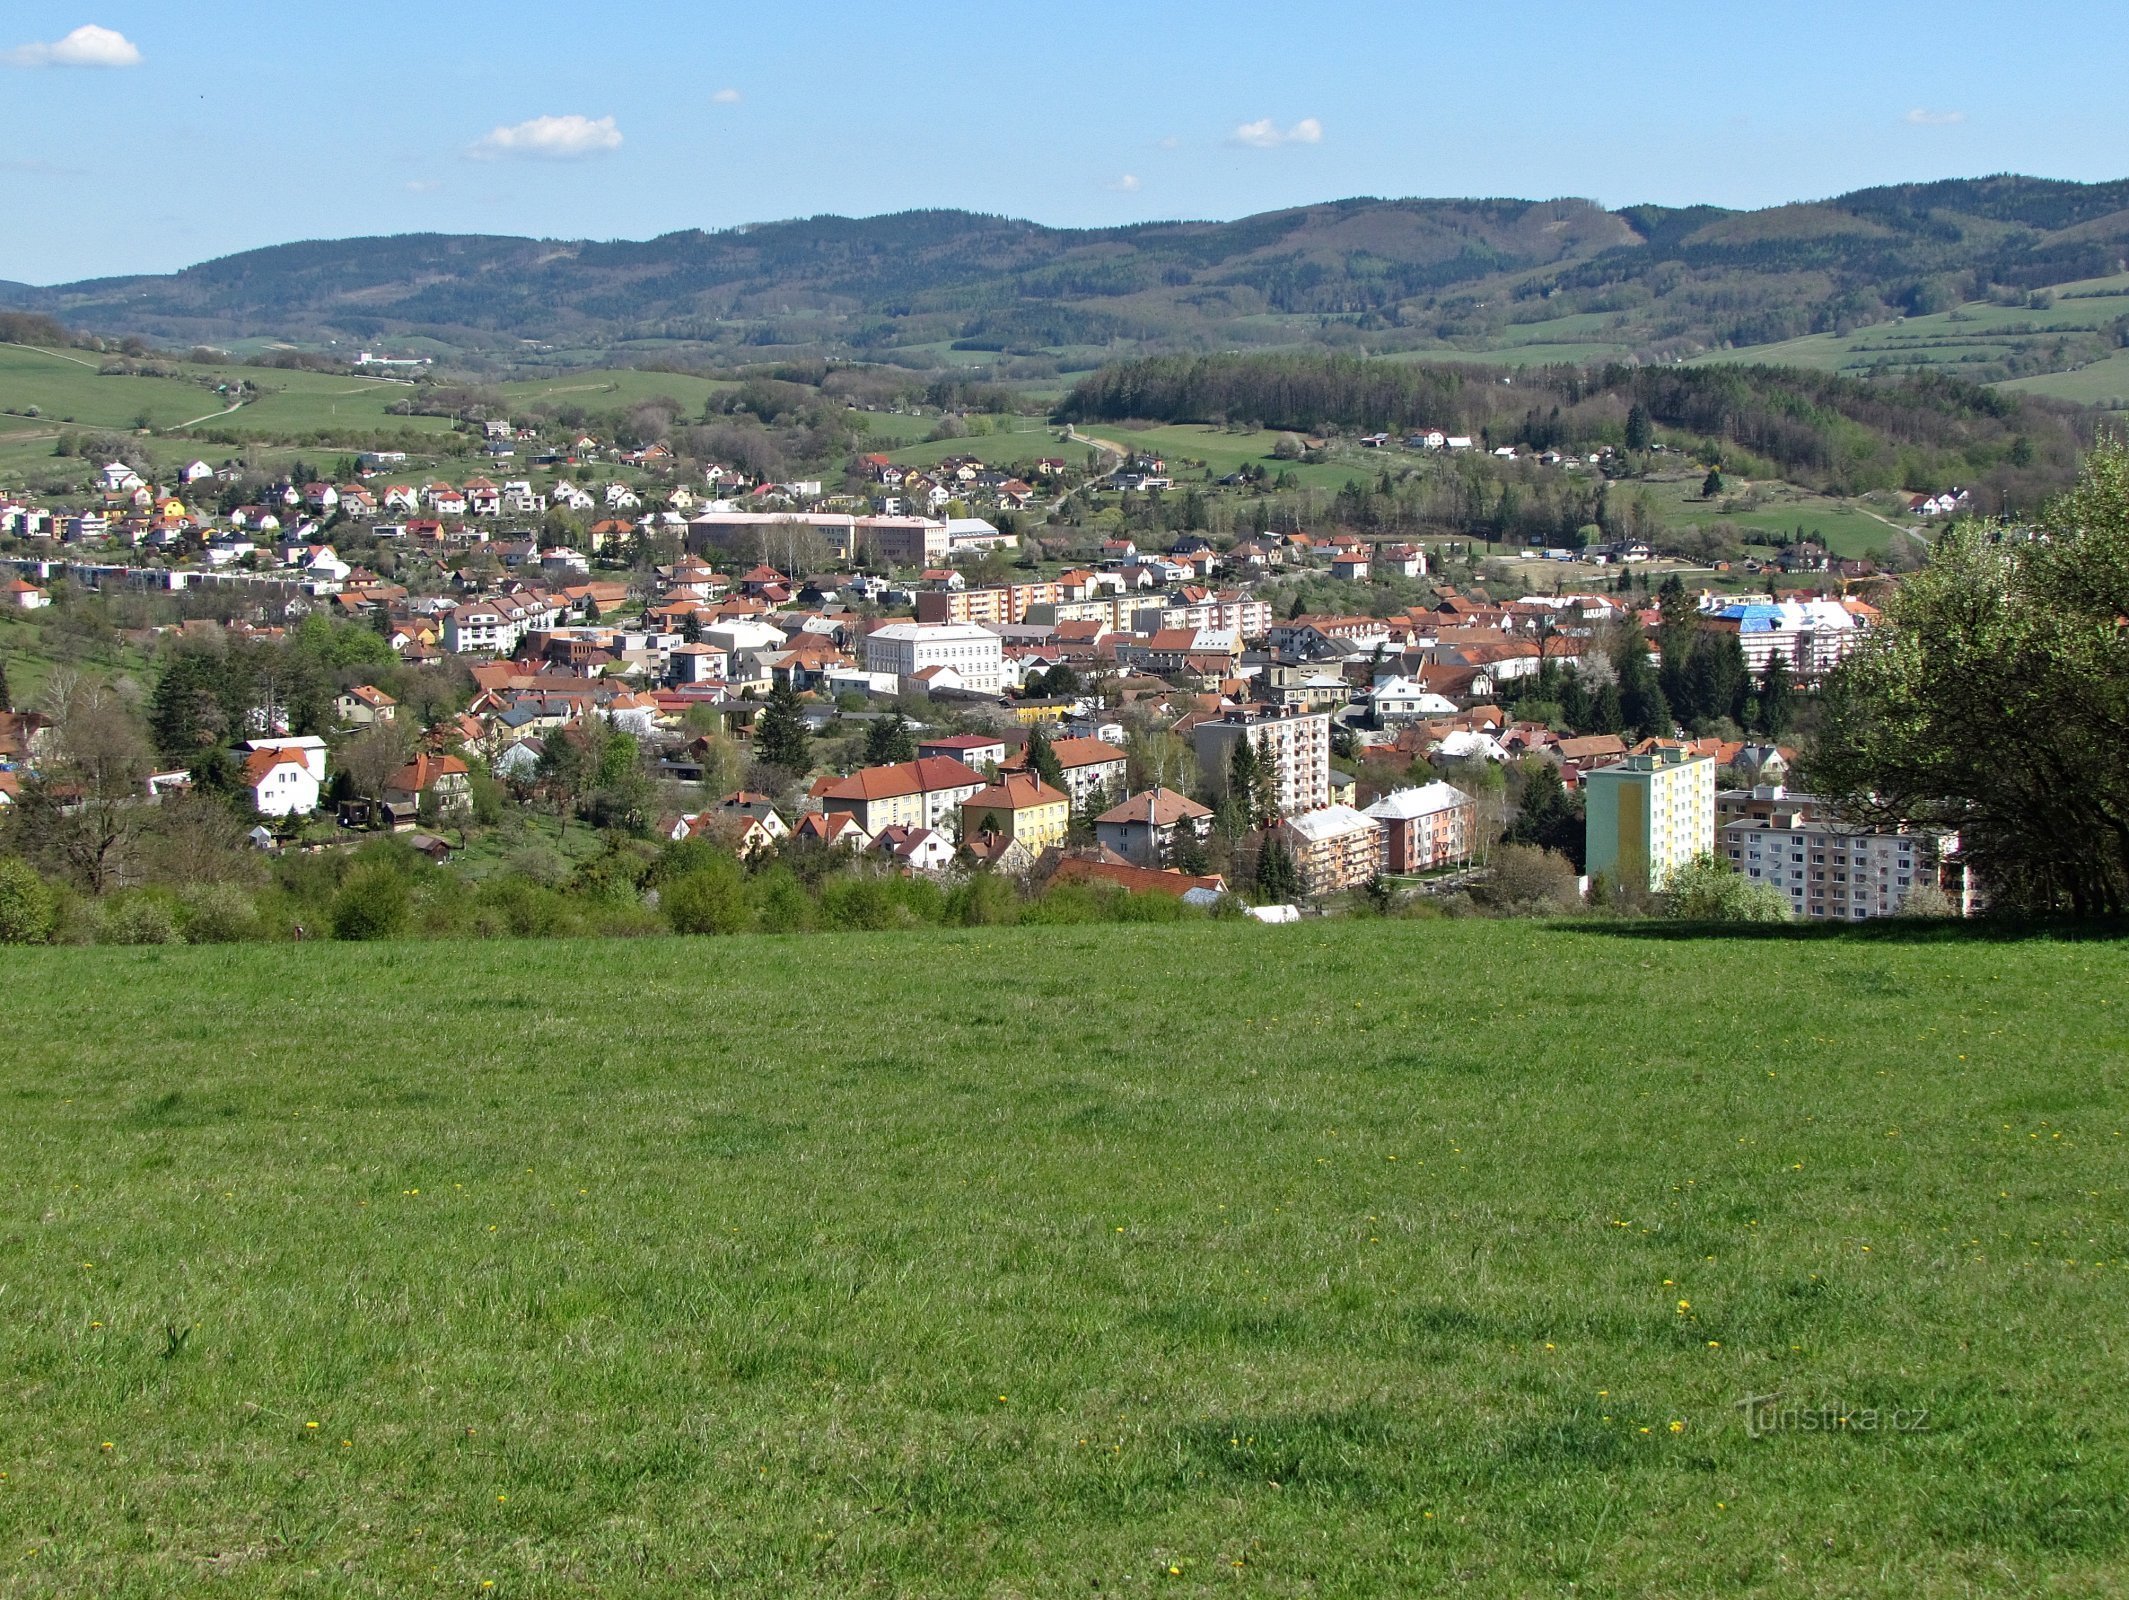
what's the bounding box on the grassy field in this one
[494,369,738,415]
[1693,274,2129,394]
[1638,475,1910,562]
[0,608,157,708]
[0,345,456,445]
[2,920,2125,1596]
[1997,348,2129,407]
[1070,422,1388,492]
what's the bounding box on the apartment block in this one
[1584,748,1717,893]
[1718,786,1972,919]
[1193,704,1331,817]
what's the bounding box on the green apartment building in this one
[1584,748,1717,892]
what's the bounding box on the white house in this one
[1370,677,1459,724]
[242,745,321,817]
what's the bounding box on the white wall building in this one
[863,622,1005,695]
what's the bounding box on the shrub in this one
[332,866,412,941]
[664,860,751,936]
[1662,853,1791,922]
[100,893,179,946]
[748,866,814,934]
[818,873,941,931]
[0,858,57,945]
[176,882,258,944]
[946,872,1021,927]
[477,877,573,939]
[1474,844,1582,915]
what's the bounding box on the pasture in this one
[0,345,455,443]
[2,920,2124,1596]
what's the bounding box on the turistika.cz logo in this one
[1736,1393,1931,1439]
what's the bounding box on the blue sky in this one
[1,0,2120,284]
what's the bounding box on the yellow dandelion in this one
[1669,1420,1685,1433]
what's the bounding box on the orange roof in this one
[815,756,984,804]
[1006,736,1125,774]
[1095,787,1212,827]
[965,773,1067,812]
[388,752,468,793]
[1047,856,1225,898]
[242,747,309,785]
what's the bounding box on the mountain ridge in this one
[6,176,2128,369]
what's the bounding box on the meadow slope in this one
[2,920,2125,1597]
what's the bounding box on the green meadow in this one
[3,920,2125,1597]
[1639,476,1910,562]
[494,369,739,415]
[1071,423,1385,492]
[1693,274,2129,395]
[0,345,455,443]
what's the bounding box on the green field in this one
[873,414,1065,470]
[1639,474,1911,562]
[1693,274,2129,393]
[495,369,739,415]
[0,345,457,444]
[4,921,2125,1596]
[0,608,156,709]
[1071,422,1388,491]
[1998,348,2129,407]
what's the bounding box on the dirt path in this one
[172,399,247,429]
[0,341,97,367]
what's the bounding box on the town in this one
[0,405,1975,942]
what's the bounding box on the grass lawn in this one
[2,920,2125,1596]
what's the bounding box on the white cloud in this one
[469,113,623,161]
[1109,173,1142,192]
[1228,116,1323,149]
[1904,107,1966,126]
[404,179,443,193]
[4,24,143,68]
[712,87,742,104]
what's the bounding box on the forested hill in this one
[9,175,2129,365]
[1059,352,2092,505]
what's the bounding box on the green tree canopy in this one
[1813,439,2129,915]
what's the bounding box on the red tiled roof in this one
[815,756,984,803]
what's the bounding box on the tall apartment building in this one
[1718,786,1972,919]
[1584,747,1717,893]
[1193,704,1331,817]
[861,622,1005,694]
